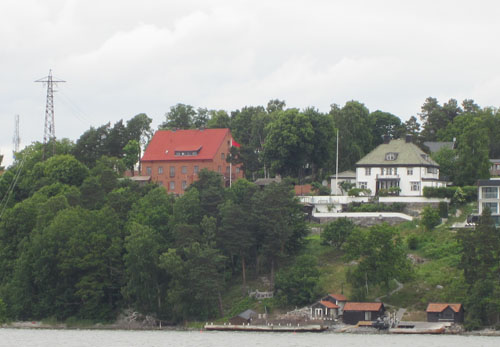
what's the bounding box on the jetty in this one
[204,323,328,332]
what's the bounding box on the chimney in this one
[383,135,391,144]
[405,134,413,143]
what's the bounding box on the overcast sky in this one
[2,0,500,167]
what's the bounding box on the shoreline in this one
[2,321,500,336]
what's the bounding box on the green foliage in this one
[44,154,89,186]
[438,201,449,218]
[311,182,330,196]
[345,202,405,213]
[423,186,477,202]
[338,181,355,195]
[274,255,320,307]
[123,140,140,175]
[347,188,371,197]
[421,206,441,231]
[321,218,355,249]
[343,224,412,298]
[407,235,418,250]
[0,298,7,323]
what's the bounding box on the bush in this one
[344,202,405,213]
[421,206,441,231]
[321,218,355,248]
[423,186,477,202]
[438,201,449,218]
[407,235,418,250]
[0,298,6,324]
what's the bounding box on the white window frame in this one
[407,168,413,175]
[365,168,371,176]
[411,181,420,191]
[482,187,498,199]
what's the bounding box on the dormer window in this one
[174,146,202,156]
[421,154,429,161]
[385,152,398,161]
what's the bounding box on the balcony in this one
[376,174,400,180]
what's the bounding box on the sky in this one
[2,0,500,167]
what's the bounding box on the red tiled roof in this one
[141,129,231,161]
[344,302,383,312]
[319,300,339,309]
[328,293,347,302]
[426,303,462,313]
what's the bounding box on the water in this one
[0,329,498,347]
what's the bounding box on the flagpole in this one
[230,138,233,187]
[335,129,339,195]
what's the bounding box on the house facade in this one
[343,302,385,325]
[355,136,446,196]
[140,128,244,195]
[477,178,500,226]
[310,300,339,319]
[322,293,347,315]
[426,303,464,323]
[330,170,356,195]
[490,159,500,177]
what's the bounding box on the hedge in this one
[423,186,477,202]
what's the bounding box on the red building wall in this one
[141,131,243,195]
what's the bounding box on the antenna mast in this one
[35,70,65,158]
[13,114,20,155]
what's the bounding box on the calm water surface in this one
[0,329,498,347]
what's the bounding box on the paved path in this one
[375,279,404,305]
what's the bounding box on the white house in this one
[330,170,356,195]
[477,178,500,226]
[355,136,446,196]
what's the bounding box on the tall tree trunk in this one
[241,254,247,295]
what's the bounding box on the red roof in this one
[426,303,462,313]
[141,129,231,161]
[319,300,339,309]
[327,293,347,302]
[344,302,383,312]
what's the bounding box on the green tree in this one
[44,154,89,186]
[72,124,110,168]
[331,101,373,171]
[263,109,314,177]
[457,208,500,327]
[369,110,405,146]
[274,255,320,307]
[343,224,412,299]
[421,206,441,231]
[206,110,231,129]
[160,243,225,321]
[431,147,457,183]
[123,140,140,176]
[321,218,356,249]
[455,118,490,185]
[159,103,196,130]
[123,222,168,317]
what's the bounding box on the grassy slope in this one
[219,204,473,321]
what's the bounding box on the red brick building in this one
[140,128,244,195]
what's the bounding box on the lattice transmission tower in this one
[13,114,20,156]
[35,70,65,157]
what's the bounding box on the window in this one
[158,166,163,174]
[381,168,385,175]
[194,165,199,174]
[427,167,438,174]
[394,168,398,174]
[226,166,230,173]
[146,167,152,175]
[182,181,187,190]
[236,167,240,173]
[411,181,420,191]
[365,168,371,176]
[218,166,222,173]
[181,166,187,174]
[421,154,430,161]
[387,168,393,175]
[483,202,498,214]
[170,166,175,177]
[385,152,398,161]
[175,150,199,156]
[221,153,225,160]
[482,187,498,199]
[407,168,413,175]
[169,181,175,191]
[359,182,367,189]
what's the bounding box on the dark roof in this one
[142,128,231,161]
[423,141,454,153]
[327,293,347,302]
[237,309,257,320]
[478,179,500,187]
[426,303,462,313]
[344,302,383,312]
[330,170,356,179]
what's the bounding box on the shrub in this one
[321,218,355,248]
[438,201,449,218]
[421,206,441,231]
[407,235,419,250]
[423,186,477,202]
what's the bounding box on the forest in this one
[0,97,499,326]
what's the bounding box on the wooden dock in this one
[204,324,328,333]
